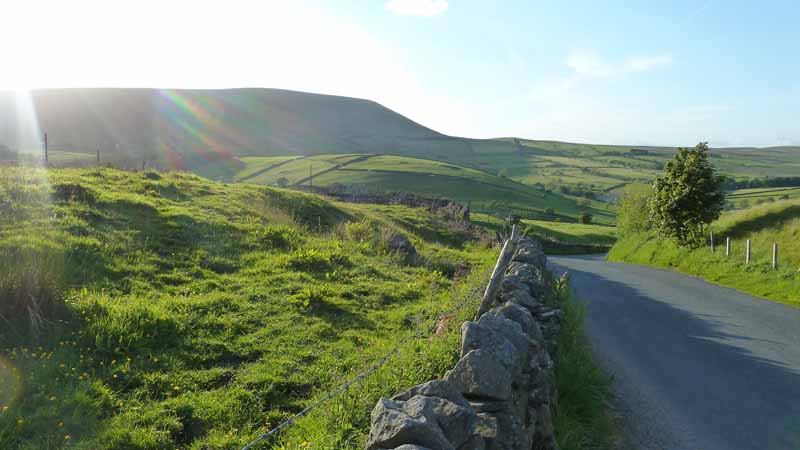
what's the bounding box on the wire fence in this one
[239,266,492,450]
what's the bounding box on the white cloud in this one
[566,51,672,78]
[385,0,448,17]
[566,52,614,77]
[624,55,673,72]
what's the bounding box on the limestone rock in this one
[489,302,543,342]
[460,321,521,373]
[366,398,452,450]
[513,245,547,268]
[392,380,471,409]
[446,349,513,401]
[389,234,417,256]
[366,394,478,450]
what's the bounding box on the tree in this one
[578,211,593,224]
[276,177,289,188]
[648,142,725,246]
[617,184,652,235]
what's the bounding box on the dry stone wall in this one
[366,237,562,450]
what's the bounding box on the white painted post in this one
[710,231,715,254]
[726,237,731,257]
[772,243,778,270]
[746,239,751,265]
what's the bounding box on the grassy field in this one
[608,199,800,306]
[0,167,501,449]
[471,213,617,254]
[726,186,800,209]
[235,154,617,225]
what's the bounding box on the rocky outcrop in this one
[366,237,561,450]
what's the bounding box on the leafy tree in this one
[578,211,593,224]
[276,177,289,188]
[648,142,725,246]
[617,184,651,235]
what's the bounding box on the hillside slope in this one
[3,88,797,192]
[0,167,497,449]
[608,199,800,306]
[235,153,617,224]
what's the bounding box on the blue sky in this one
[1,0,798,147]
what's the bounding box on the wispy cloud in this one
[624,55,673,72]
[385,0,448,17]
[566,51,672,77]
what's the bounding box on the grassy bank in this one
[608,199,800,306]
[0,167,496,449]
[552,282,616,450]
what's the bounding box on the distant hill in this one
[1,88,798,189]
[0,87,456,165]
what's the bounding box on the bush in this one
[578,212,593,224]
[617,183,652,235]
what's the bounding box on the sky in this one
[1,0,798,147]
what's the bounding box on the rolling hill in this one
[3,88,797,185]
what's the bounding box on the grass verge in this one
[553,283,616,450]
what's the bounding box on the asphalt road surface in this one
[549,255,800,450]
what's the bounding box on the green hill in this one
[3,88,798,195]
[0,167,501,449]
[608,198,800,306]
[234,153,616,225]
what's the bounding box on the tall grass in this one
[553,282,616,450]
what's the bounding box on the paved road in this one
[549,255,800,450]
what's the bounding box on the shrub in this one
[617,183,652,235]
[578,211,593,224]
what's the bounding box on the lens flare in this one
[2,89,45,162]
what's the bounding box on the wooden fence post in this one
[746,239,751,265]
[710,231,715,254]
[476,223,520,319]
[726,237,731,257]
[773,243,778,270]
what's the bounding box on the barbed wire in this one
[240,266,492,450]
